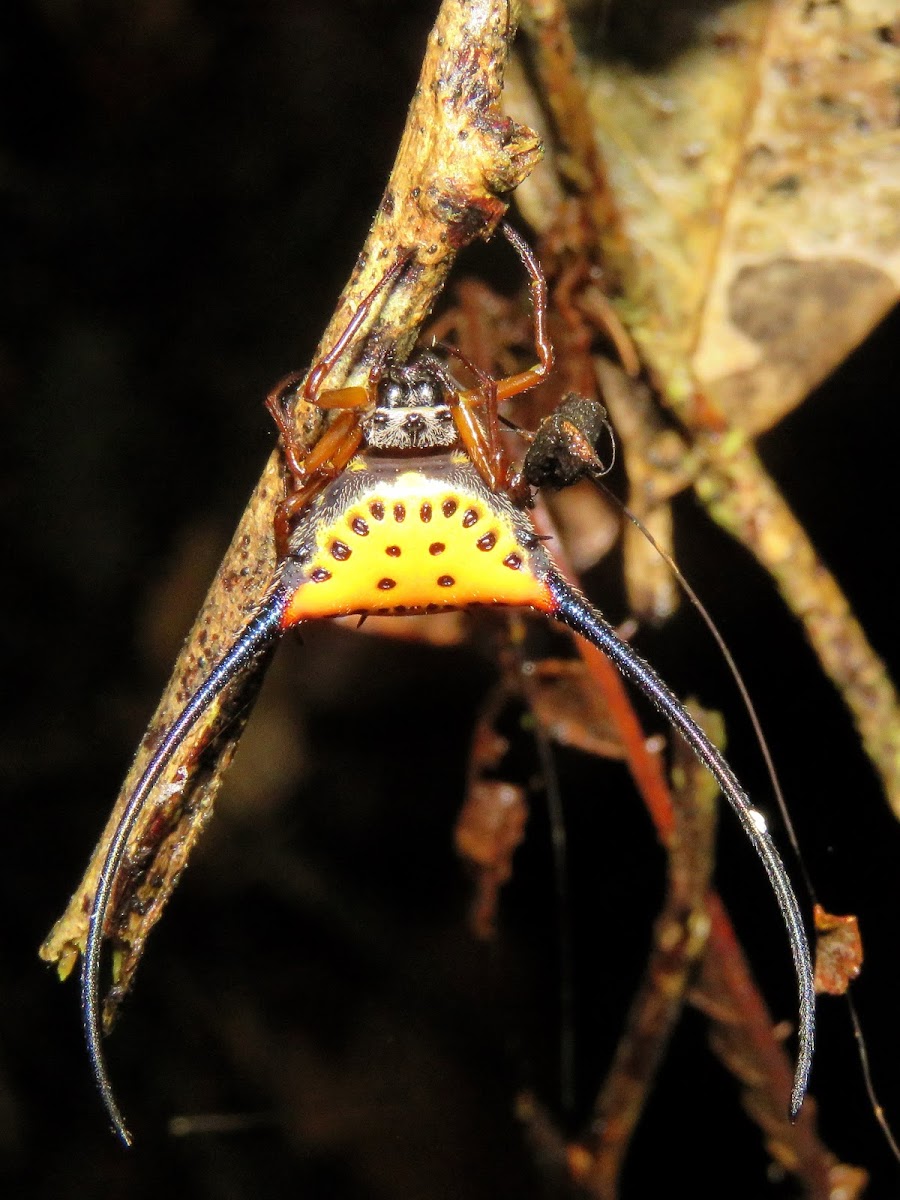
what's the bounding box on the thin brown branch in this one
[40,0,542,1011]
[577,704,720,1199]
[693,896,868,1199]
[695,435,900,820]
[518,0,631,288]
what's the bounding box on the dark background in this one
[3,2,899,1197]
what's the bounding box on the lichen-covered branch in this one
[695,435,900,819]
[40,0,541,1011]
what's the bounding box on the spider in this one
[79,223,814,1146]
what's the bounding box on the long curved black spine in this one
[82,583,289,1145]
[546,570,814,1118]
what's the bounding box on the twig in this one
[696,434,900,821]
[577,703,720,1198]
[40,0,541,1014]
[693,896,868,1199]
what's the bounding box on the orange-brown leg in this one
[314,385,370,411]
[452,389,498,488]
[267,252,410,555]
[452,388,529,505]
[303,252,409,404]
[273,412,364,555]
[266,373,366,489]
[438,342,528,504]
[443,226,553,504]
[493,222,554,403]
[265,370,314,482]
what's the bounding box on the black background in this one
[3,2,899,1197]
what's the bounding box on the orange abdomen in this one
[282,460,553,624]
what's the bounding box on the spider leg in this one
[267,253,408,540]
[272,411,364,555]
[544,569,815,1119]
[426,343,528,503]
[436,224,553,501]
[436,342,506,460]
[315,386,370,411]
[451,383,500,488]
[265,370,315,482]
[493,222,554,403]
[81,583,290,1146]
[303,252,410,405]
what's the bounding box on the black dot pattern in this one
[301,487,541,614]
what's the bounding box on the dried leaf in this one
[454,779,528,940]
[520,0,900,815]
[586,0,900,433]
[334,611,466,645]
[814,904,864,997]
[527,657,625,758]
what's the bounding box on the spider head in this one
[363,360,456,450]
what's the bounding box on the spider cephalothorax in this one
[361,358,457,451]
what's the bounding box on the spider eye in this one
[414,378,440,406]
[372,411,389,426]
[381,381,405,408]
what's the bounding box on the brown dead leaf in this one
[814,904,864,996]
[544,479,620,573]
[334,611,466,646]
[527,657,625,759]
[586,0,899,433]
[517,0,900,815]
[454,779,528,940]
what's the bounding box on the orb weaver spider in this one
[81,223,814,1146]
